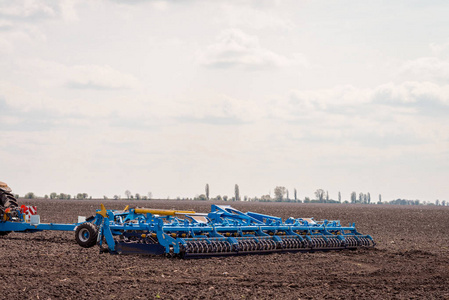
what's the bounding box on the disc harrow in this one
[87,204,375,257]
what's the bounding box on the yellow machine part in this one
[134,208,195,216]
[0,181,12,192]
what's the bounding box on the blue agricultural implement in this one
[1,183,375,258]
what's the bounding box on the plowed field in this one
[1,200,448,299]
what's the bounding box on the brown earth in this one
[1,199,448,299]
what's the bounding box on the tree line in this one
[16,185,447,206]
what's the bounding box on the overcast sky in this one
[1,0,448,202]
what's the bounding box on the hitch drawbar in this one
[1,204,375,258]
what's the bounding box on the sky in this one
[1,0,448,202]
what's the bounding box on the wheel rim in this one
[79,228,90,242]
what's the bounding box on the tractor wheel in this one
[0,190,18,209]
[75,222,98,248]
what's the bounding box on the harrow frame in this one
[0,203,375,258]
[92,204,375,257]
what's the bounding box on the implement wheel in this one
[75,222,98,248]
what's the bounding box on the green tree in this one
[274,186,287,202]
[50,192,57,199]
[315,189,325,203]
[125,190,131,199]
[24,192,35,199]
[351,192,357,204]
[234,184,240,201]
[135,193,141,200]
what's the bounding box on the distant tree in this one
[76,193,83,199]
[198,194,207,201]
[147,192,153,200]
[436,199,440,206]
[367,192,371,204]
[103,195,108,200]
[359,193,363,204]
[234,184,240,201]
[44,194,49,199]
[113,195,120,200]
[82,193,88,199]
[50,192,57,199]
[216,195,222,201]
[315,189,325,203]
[326,191,329,203]
[260,195,271,202]
[24,192,35,199]
[125,190,131,199]
[304,197,311,203]
[442,200,446,206]
[338,191,341,203]
[294,189,297,201]
[351,192,357,204]
[205,184,210,200]
[378,194,382,204]
[135,193,141,200]
[223,195,228,202]
[274,186,287,202]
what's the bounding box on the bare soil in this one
[1,199,448,299]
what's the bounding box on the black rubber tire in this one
[75,222,98,248]
[0,190,18,209]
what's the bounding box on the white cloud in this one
[198,28,306,69]
[17,59,141,90]
[222,4,294,30]
[399,57,449,82]
[67,65,141,90]
[0,0,78,21]
[372,81,449,108]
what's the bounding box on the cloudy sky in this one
[1,0,448,202]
